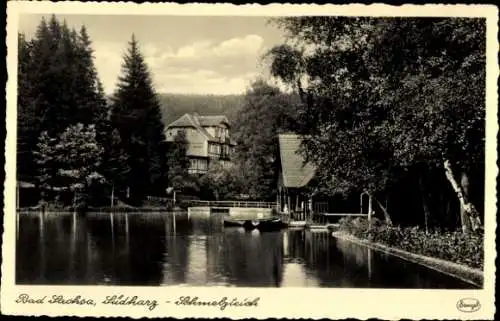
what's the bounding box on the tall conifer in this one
[17,32,36,180]
[110,35,167,199]
[18,15,109,188]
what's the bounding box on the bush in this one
[338,217,483,269]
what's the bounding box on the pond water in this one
[16,211,477,288]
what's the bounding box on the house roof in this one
[197,115,230,127]
[167,113,196,128]
[166,113,236,145]
[167,113,229,129]
[278,134,316,188]
[166,113,216,142]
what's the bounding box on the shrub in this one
[338,217,483,269]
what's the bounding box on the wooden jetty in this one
[187,200,276,209]
[306,223,339,232]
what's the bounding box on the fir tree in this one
[75,25,109,128]
[18,15,108,137]
[110,34,167,199]
[19,15,110,205]
[17,32,37,180]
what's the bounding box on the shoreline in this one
[331,231,483,288]
[16,206,175,213]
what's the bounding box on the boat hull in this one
[223,217,286,231]
[288,220,307,228]
[223,218,245,227]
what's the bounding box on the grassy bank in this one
[338,217,483,270]
[332,230,483,287]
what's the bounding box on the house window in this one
[208,143,221,156]
[189,158,208,173]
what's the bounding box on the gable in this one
[166,113,217,142]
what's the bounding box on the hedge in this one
[338,217,483,269]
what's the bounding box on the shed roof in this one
[278,134,316,188]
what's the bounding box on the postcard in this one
[2,1,497,319]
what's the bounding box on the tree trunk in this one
[368,192,393,225]
[443,160,482,233]
[419,176,430,233]
[459,172,472,233]
[110,183,115,208]
[460,171,482,231]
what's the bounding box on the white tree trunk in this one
[367,192,393,225]
[110,183,115,208]
[443,160,482,233]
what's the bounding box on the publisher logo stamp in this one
[456,298,481,313]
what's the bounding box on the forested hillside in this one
[157,93,245,126]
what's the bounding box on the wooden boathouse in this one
[277,134,317,220]
[277,133,372,225]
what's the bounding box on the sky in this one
[19,14,287,95]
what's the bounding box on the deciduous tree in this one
[232,79,301,200]
[266,17,485,231]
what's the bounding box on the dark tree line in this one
[17,15,176,208]
[17,16,107,182]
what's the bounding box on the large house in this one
[165,113,236,174]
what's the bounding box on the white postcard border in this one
[2,2,498,320]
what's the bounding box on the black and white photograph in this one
[2,2,497,319]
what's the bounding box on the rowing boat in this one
[223,217,286,231]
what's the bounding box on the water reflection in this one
[222,228,284,287]
[16,211,477,288]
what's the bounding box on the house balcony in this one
[219,153,231,160]
[208,152,231,161]
[188,168,208,174]
[208,152,220,159]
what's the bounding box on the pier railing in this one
[145,196,175,206]
[311,213,368,224]
[186,200,277,209]
[279,211,369,224]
